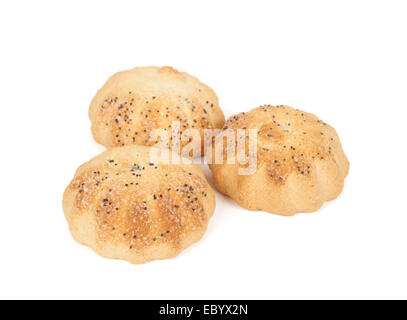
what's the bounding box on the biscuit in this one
[209,105,349,215]
[62,146,216,264]
[89,66,225,154]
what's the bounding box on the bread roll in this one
[63,146,216,264]
[89,66,225,154]
[209,105,349,215]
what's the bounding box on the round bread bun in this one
[209,105,349,216]
[62,146,216,264]
[89,66,225,153]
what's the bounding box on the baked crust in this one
[89,66,225,153]
[209,105,349,215]
[63,146,216,264]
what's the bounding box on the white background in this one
[1,0,406,300]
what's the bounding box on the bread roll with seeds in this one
[89,66,225,153]
[62,146,216,264]
[209,105,349,216]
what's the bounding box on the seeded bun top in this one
[209,105,349,215]
[89,66,225,152]
[62,145,216,264]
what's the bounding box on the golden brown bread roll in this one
[89,66,225,153]
[62,146,216,264]
[209,105,349,215]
